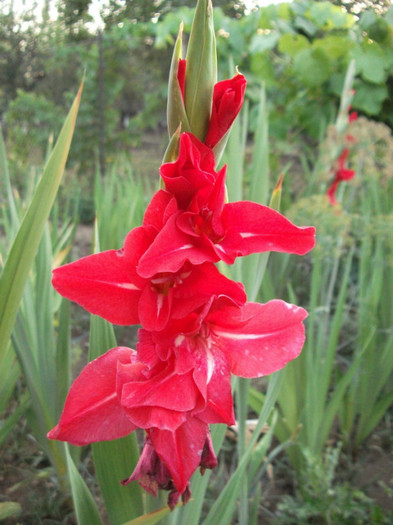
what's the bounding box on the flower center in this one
[193,207,223,243]
[150,269,191,295]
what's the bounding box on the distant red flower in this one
[327,148,356,205]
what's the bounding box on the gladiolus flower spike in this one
[48,1,315,510]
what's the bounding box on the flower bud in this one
[185,0,217,141]
[205,73,247,150]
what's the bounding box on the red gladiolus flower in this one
[48,295,307,503]
[47,346,219,507]
[48,48,316,507]
[160,132,220,209]
[204,73,247,148]
[327,148,356,205]
[121,435,193,510]
[138,169,315,278]
[52,225,246,331]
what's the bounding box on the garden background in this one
[1,0,393,523]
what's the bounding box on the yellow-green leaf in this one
[0,79,83,369]
[89,313,144,524]
[0,502,22,520]
[66,445,104,525]
[122,504,180,525]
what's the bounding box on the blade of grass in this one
[0,393,30,448]
[202,371,283,525]
[89,315,144,523]
[89,223,143,523]
[65,444,104,525]
[0,79,83,368]
[122,504,180,525]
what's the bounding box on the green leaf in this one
[353,81,388,115]
[185,0,217,141]
[249,32,279,54]
[249,53,275,86]
[294,15,317,37]
[258,5,279,30]
[167,23,191,138]
[202,372,283,525]
[65,445,104,525]
[278,33,310,58]
[314,36,353,60]
[0,128,19,232]
[293,47,332,87]
[360,10,390,43]
[329,7,353,29]
[121,505,178,525]
[0,393,30,448]
[248,386,265,414]
[89,314,143,524]
[0,502,22,520]
[352,42,388,84]
[308,1,332,28]
[0,79,83,369]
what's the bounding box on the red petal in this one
[148,418,208,493]
[137,213,218,278]
[160,133,216,209]
[327,180,339,205]
[219,202,316,259]
[177,59,186,100]
[197,346,235,425]
[52,248,144,326]
[119,360,202,430]
[143,190,178,230]
[120,367,199,413]
[171,262,246,319]
[138,283,172,332]
[47,347,137,445]
[205,74,247,148]
[212,301,308,377]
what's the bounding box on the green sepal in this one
[162,124,181,165]
[167,23,191,137]
[270,172,284,211]
[185,0,217,141]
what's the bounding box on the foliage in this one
[3,90,63,164]
[275,446,393,525]
[102,0,246,26]
[2,0,393,178]
[244,1,393,136]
